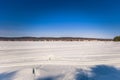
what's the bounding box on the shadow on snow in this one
[0,71,17,80]
[37,65,120,80]
[0,65,120,80]
[75,65,120,80]
[37,75,63,80]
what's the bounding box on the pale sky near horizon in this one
[0,0,120,38]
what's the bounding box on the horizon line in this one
[0,36,113,39]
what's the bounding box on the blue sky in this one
[0,0,120,38]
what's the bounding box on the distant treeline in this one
[113,36,120,41]
[0,37,113,41]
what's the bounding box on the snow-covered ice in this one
[0,41,120,80]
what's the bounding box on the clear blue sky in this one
[0,0,120,38]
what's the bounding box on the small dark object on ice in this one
[33,68,35,74]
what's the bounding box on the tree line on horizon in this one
[113,36,120,41]
[0,37,112,41]
[0,36,120,41]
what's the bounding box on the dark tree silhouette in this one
[113,36,120,41]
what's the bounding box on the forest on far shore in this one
[0,37,112,41]
[113,36,120,41]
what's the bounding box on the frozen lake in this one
[0,41,120,80]
[0,41,120,67]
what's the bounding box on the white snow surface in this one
[0,41,120,80]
